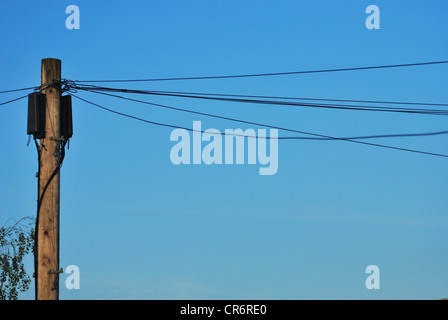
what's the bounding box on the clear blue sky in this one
[1,0,447,299]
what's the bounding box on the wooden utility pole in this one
[36,58,62,300]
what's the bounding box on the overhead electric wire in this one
[72,93,206,131]
[71,94,266,139]
[74,60,448,83]
[71,92,448,159]
[281,130,448,141]
[0,86,39,94]
[0,94,29,106]
[127,89,448,109]
[75,85,448,116]
[83,89,448,141]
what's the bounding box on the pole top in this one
[42,58,61,62]
[41,58,62,70]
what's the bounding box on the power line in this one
[74,60,448,83]
[0,94,29,106]
[71,93,448,158]
[71,94,260,139]
[282,130,448,141]
[72,94,202,131]
[84,89,448,141]
[82,90,448,141]
[0,86,38,94]
[76,85,448,116]
[128,89,448,109]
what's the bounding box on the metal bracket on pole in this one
[49,136,65,157]
[49,136,65,142]
[48,268,63,274]
[49,268,63,291]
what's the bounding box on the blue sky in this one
[1,0,447,299]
